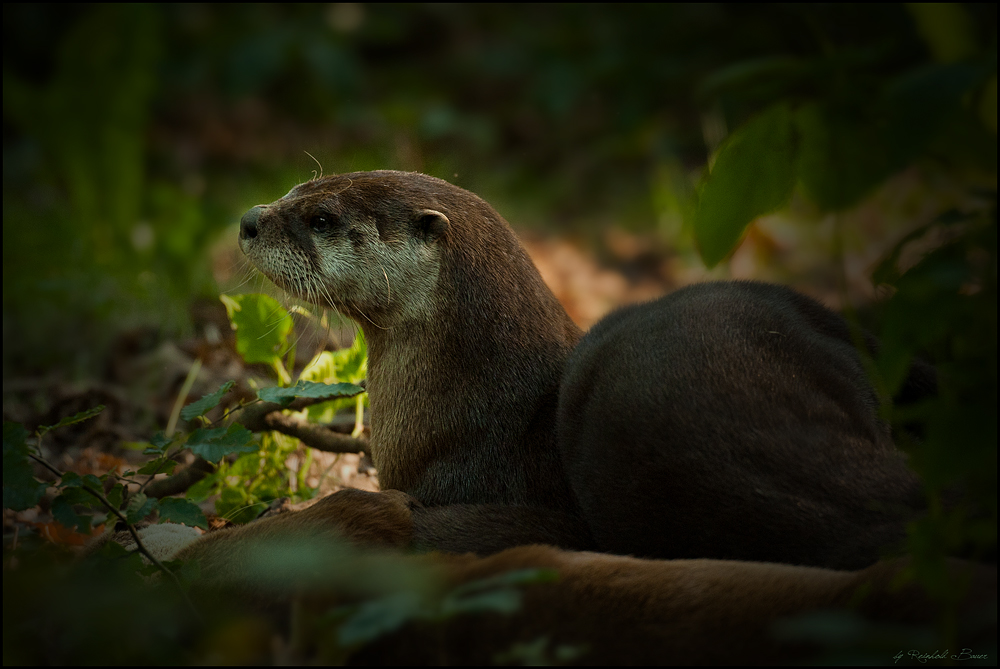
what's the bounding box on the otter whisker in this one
[231,265,259,292]
[350,301,392,331]
[304,150,324,181]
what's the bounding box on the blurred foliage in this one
[5,3,995,375]
[686,5,996,657]
[685,4,996,611]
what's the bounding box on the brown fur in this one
[240,171,928,569]
[158,490,996,665]
[240,171,581,513]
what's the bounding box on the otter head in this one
[239,170,452,326]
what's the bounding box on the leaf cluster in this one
[4,292,375,663]
[694,51,994,265]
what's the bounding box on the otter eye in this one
[309,214,337,233]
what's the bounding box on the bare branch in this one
[144,396,367,498]
[145,457,216,499]
[236,398,368,454]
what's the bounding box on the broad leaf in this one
[51,493,95,534]
[142,431,173,455]
[126,492,159,524]
[158,497,209,529]
[258,381,364,407]
[442,568,558,618]
[448,568,559,598]
[337,591,427,647]
[698,56,808,100]
[440,588,522,617]
[36,405,106,437]
[882,62,987,170]
[185,423,256,463]
[180,380,235,421]
[137,456,178,477]
[221,293,293,366]
[693,103,796,267]
[59,472,103,491]
[795,102,890,211]
[105,483,125,509]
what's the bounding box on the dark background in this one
[5,3,994,377]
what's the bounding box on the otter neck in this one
[361,252,581,510]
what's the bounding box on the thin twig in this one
[137,445,186,496]
[29,453,202,621]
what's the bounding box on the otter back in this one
[558,281,924,569]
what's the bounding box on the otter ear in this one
[413,209,449,242]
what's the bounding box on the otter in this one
[101,489,996,665]
[238,170,924,568]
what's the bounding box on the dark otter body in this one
[239,170,924,568]
[559,281,923,569]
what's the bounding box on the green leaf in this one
[221,293,293,366]
[441,588,522,617]
[36,405,106,437]
[125,492,159,524]
[55,485,97,506]
[300,332,367,385]
[105,483,125,509]
[51,493,95,533]
[795,102,890,211]
[3,422,47,511]
[59,471,83,487]
[698,56,807,98]
[258,380,364,407]
[440,568,558,618]
[59,472,103,491]
[185,472,218,504]
[448,568,559,597]
[693,103,796,267]
[882,62,987,169]
[167,556,202,584]
[158,498,209,529]
[299,350,338,383]
[180,380,235,421]
[137,456,177,477]
[215,484,266,524]
[333,331,367,384]
[148,431,172,453]
[96,538,133,559]
[185,423,257,463]
[337,591,428,647]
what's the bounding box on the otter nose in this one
[240,206,264,240]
